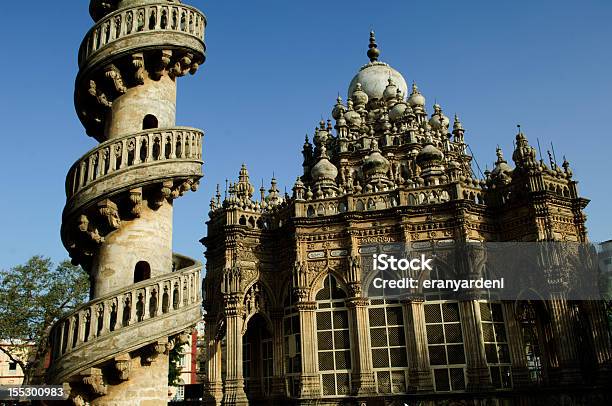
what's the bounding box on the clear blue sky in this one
[1,0,611,270]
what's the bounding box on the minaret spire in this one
[367,30,380,62]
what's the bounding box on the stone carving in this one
[81,368,107,396]
[113,354,131,381]
[129,188,142,217]
[104,64,127,94]
[132,53,146,84]
[97,198,121,230]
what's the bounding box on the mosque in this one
[201,32,612,405]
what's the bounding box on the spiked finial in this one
[367,31,380,62]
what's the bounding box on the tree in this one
[0,255,89,384]
[168,343,184,386]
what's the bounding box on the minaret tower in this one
[46,1,206,404]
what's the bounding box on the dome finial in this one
[367,30,380,62]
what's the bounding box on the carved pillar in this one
[222,299,248,406]
[347,297,376,395]
[547,294,581,384]
[204,316,223,406]
[503,302,530,388]
[270,308,286,399]
[459,300,492,390]
[402,297,434,391]
[296,299,321,398]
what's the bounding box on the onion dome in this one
[311,146,338,182]
[313,120,329,146]
[491,146,512,177]
[408,82,425,107]
[332,95,346,120]
[344,99,362,127]
[383,77,398,102]
[348,32,408,101]
[429,104,450,132]
[416,139,444,166]
[362,140,390,179]
[351,83,369,108]
[389,99,408,121]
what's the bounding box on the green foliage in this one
[168,343,184,386]
[0,255,89,383]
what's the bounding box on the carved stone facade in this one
[46,1,206,404]
[202,33,612,405]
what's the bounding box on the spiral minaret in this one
[46,1,206,404]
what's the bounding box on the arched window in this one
[134,261,151,283]
[142,114,158,130]
[315,274,351,397]
[368,297,407,394]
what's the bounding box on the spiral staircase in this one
[47,1,206,404]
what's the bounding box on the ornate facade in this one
[46,1,206,404]
[202,33,612,405]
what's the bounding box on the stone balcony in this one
[63,127,203,221]
[78,2,206,73]
[47,253,201,384]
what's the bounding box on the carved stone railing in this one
[63,127,203,218]
[78,3,206,69]
[47,253,201,384]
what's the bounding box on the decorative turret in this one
[235,164,255,201]
[512,126,538,170]
[48,1,206,404]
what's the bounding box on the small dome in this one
[389,100,408,121]
[332,96,346,120]
[351,83,369,107]
[429,105,450,131]
[348,32,408,101]
[416,143,444,165]
[363,141,390,178]
[383,78,398,101]
[491,147,513,177]
[408,83,425,107]
[344,100,362,126]
[311,147,338,182]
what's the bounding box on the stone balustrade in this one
[47,254,201,383]
[64,127,202,217]
[78,3,206,68]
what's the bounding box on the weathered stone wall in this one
[105,75,176,140]
[90,201,173,299]
[91,354,169,406]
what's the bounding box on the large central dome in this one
[348,32,408,100]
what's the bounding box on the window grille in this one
[369,298,408,394]
[480,301,512,389]
[316,275,351,397]
[262,338,273,396]
[424,301,466,392]
[283,291,301,397]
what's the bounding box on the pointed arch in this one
[309,269,349,301]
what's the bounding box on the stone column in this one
[502,302,530,388]
[222,299,248,406]
[270,308,286,400]
[347,297,376,395]
[459,300,492,390]
[402,297,434,391]
[547,295,581,384]
[296,299,321,398]
[204,315,223,406]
